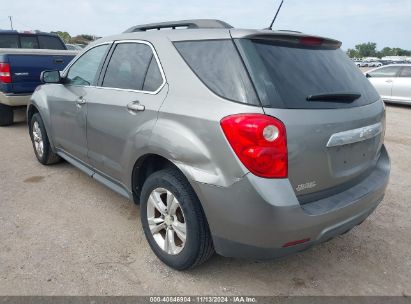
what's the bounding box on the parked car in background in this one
[380,60,394,66]
[352,59,362,67]
[28,19,390,270]
[368,61,383,67]
[366,64,411,105]
[0,30,77,126]
[65,44,83,51]
[360,61,382,68]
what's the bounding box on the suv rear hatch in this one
[234,32,385,201]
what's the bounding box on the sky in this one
[1,0,410,50]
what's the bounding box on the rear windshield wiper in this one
[306,92,362,102]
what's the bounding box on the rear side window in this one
[368,66,401,78]
[20,36,39,49]
[0,34,19,48]
[143,56,163,91]
[400,67,411,77]
[38,35,66,50]
[174,40,259,105]
[236,39,381,109]
[103,42,160,91]
[67,44,109,86]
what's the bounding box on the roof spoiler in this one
[124,19,233,33]
[245,32,342,49]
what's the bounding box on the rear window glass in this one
[0,34,19,48]
[38,35,66,50]
[174,40,259,105]
[235,39,380,109]
[20,36,39,49]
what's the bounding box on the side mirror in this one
[365,73,371,78]
[41,70,61,83]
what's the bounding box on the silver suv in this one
[27,20,390,270]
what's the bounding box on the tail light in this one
[0,63,12,83]
[220,114,287,178]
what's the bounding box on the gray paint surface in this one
[28,27,389,259]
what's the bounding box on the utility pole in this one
[8,16,13,30]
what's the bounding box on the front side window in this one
[102,42,162,91]
[400,66,411,77]
[20,36,39,49]
[38,35,65,50]
[368,66,401,78]
[174,40,259,105]
[66,44,109,86]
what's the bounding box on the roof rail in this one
[277,29,302,33]
[124,19,233,33]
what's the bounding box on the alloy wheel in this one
[147,187,187,255]
[32,121,44,158]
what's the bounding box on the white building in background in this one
[363,57,380,61]
[381,56,409,62]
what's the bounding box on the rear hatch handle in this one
[326,122,383,147]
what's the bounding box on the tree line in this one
[53,31,99,46]
[347,42,411,58]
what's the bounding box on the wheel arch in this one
[27,96,56,152]
[27,104,39,128]
[131,153,194,204]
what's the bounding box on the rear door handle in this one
[54,58,64,64]
[127,102,145,113]
[385,80,393,83]
[76,97,86,105]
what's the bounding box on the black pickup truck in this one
[0,30,77,126]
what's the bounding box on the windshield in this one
[235,39,380,109]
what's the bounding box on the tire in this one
[140,168,214,270]
[29,113,61,165]
[0,104,13,126]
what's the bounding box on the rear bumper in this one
[0,91,30,107]
[192,145,390,259]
